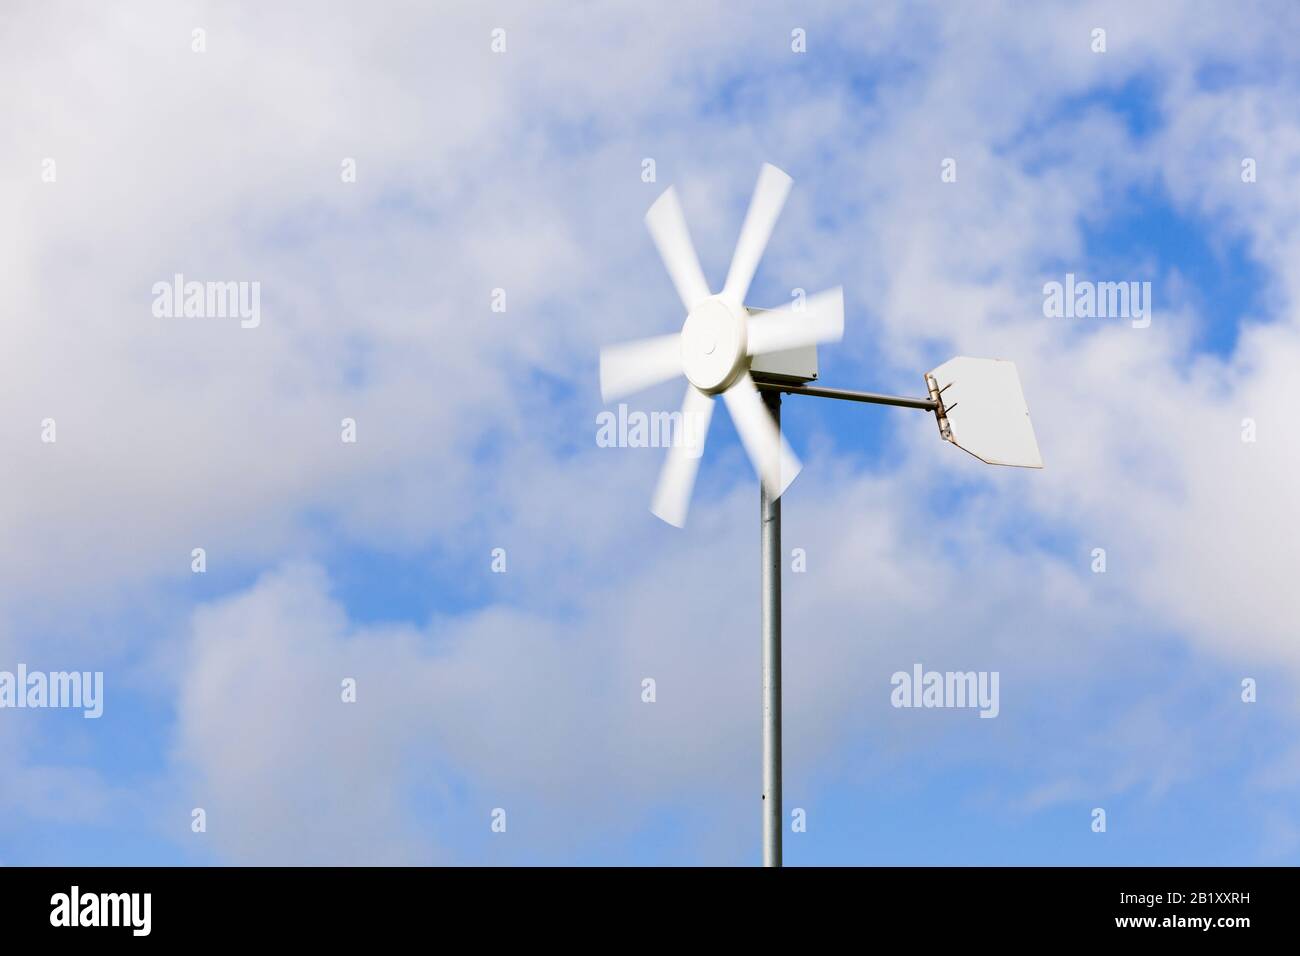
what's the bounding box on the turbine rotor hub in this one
[681,297,747,394]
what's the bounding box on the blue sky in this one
[3,1,1300,866]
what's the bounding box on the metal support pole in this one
[760,389,782,868]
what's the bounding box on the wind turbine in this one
[599,163,1042,867]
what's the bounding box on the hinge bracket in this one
[924,373,953,443]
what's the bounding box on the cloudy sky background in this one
[2,0,1298,864]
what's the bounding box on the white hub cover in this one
[681,297,747,394]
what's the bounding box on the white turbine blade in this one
[722,372,801,498]
[650,385,715,527]
[721,163,793,304]
[599,333,682,402]
[746,286,844,356]
[645,187,712,313]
